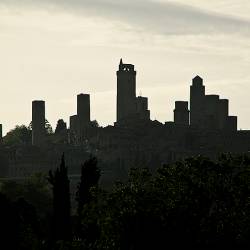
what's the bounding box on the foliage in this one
[3,119,53,147]
[55,119,67,134]
[75,157,101,246]
[154,155,250,248]
[0,193,42,250]
[3,125,32,146]
[48,154,72,243]
[76,157,101,215]
[90,120,100,128]
[28,119,54,134]
[97,168,162,250]
[0,172,52,217]
[45,119,54,134]
[0,149,9,177]
[95,155,250,249]
[0,154,249,249]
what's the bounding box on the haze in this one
[1,0,250,135]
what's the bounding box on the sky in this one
[1,0,250,134]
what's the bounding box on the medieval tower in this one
[190,76,205,127]
[32,100,45,146]
[116,59,137,123]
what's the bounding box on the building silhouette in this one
[69,94,91,145]
[116,59,150,126]
[3,59,250,181]
[190,76,205,127]
[190,76,237,131]
[174,101,189,126]
[32,100,45,146]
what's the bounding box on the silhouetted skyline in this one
[1,1,250,135]
[1,2,249,249]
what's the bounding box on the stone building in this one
[32,100,45,146]
[70,93,91,144]
[190,75,205,127]
[189,76,237,131]
[2,59,250,184]
[116,59,150,126]
[174,101,189,126]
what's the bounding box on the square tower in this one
[77,93,90,125]
[190,76,205,127]
[174,101,189,126]
[116,59,137,123]
[32,100,45,146]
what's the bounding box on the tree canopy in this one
[3,125,31,146]
[0,154,249,249]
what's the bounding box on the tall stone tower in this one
[204,95,219,129]
[218,99,229,130]
[32,100,45,146]
[190,76,205,127]
[136,96,150,120]
[116,59,136,123]
[70,94,91,144]
[174,101,189,126]
[77,93,90,125]
[227,116,237,131]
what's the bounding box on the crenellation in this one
[116,59,137,124]
[1,59,248,180]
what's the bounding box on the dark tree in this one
[0,193,42,250]
[28,119,53,134]
[90,120,100,128]
[0,148,9,177]
[55,119,67,134]
[96,155,250,249]
[3,125,31,146]
[0,193,19,249]
[15,198,40,250]
[48,154,72,243]
[76,157,101,216]
[75,157,101,246]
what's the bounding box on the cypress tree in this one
[48,154,72,242]
[76,157,100,216]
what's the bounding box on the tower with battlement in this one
[116,59,137,123]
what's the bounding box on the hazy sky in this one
[1,0,250,134]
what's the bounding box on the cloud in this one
[1,0,250,36]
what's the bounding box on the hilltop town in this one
[0,59,250,182]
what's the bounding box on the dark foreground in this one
[0,154,249,249]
